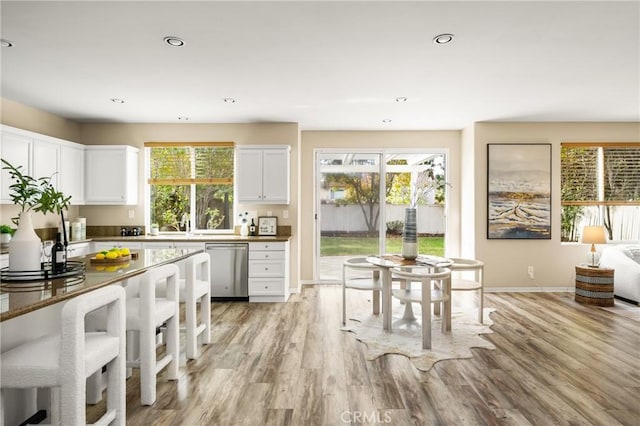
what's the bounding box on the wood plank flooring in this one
[89,286,640,425]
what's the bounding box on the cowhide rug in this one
[341,301,496,371]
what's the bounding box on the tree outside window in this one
[146,142,234,232]
[561,143,640,241]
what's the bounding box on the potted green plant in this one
[1,159,72,271]
[0,224,15,244]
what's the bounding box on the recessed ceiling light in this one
[382,119,392,123]
[178,116,189,121]
[0,39,14,48]
[163,36,185,47]
[224,98,236,104]
[110,98,124,104]
[433,33,454,44]
[395,97,407,103]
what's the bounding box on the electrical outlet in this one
[128,209,135,219]
[283,210,289,219]
[527,266,535,279]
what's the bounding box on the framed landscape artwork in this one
[487,143,551,239]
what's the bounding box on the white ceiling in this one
[1,0,639,130]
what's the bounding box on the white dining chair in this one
[342,257,382,325]
[390,267,451,349]
[448,258,484,323]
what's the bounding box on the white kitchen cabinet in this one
[236,146,290,204]
[67,242,90,258]
[85,145,138,205]
[59,143,85,204]
[1,125,85,205]
[32,138,60,190]
[248,241,289,302]
[1,128,32,203]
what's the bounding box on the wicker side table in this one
[575,265,614,307]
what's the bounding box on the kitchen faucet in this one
[180,213,191,236]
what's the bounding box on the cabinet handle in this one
[265,254,269,258]
[264,285,268,289]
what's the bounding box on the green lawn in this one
[320,235,444,256]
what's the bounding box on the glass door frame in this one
[313,147,449,283]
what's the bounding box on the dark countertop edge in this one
[0,248,203,322]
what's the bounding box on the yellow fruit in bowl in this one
[105,251,119,260]
[95,253,106,260]
[119,247,130,256]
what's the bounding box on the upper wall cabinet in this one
[0,128,32,203]
[236,145,290,204]
[0,125,85,205]
[85,145,138,205]
[59,143,85,204]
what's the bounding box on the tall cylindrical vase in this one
[9,212,42,272]
[402,208,418,260]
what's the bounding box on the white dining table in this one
[366,254,452,332]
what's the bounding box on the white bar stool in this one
[0,285,126,426]
[179,252,211,360]
[126,263,180,406]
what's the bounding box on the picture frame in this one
[487,143,551,240]
[258,216,278,236]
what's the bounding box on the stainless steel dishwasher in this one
[206,243,249,300]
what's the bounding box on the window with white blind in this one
[145,142,235,232]
[561,142,640,241]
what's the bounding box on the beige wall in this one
[473,122,640,289]
[1,97,81,142]
[299,130,462,282]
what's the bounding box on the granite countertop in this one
[0,234,292,255]
[89,234,292,243]
[0,248,202,322]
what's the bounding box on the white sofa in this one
[599,244,640,305]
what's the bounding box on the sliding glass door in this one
[315,149,447,283]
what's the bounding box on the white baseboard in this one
[485,286,574,293]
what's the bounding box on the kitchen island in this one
[0,247,203,425]
[0,248,203,342]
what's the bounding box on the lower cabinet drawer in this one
[249,260,285,277]
[249,278,284,296]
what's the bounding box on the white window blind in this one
[145,141,234,185]
[561,143,640,206]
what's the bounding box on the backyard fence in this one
[320,204,445,235]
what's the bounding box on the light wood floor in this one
[90,285,640,425]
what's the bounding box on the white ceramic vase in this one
[0,233,11,244]
[402,208,418,260]
[240,222,249,237]
[9,212,42,272]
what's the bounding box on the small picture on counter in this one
[258,216,278,236]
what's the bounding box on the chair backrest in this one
[186,252,210,285]
[60,285,126,381]
[343,257,378,270]
[448,258,483,282]
[343,257,379,283]
[140,263,180,303]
